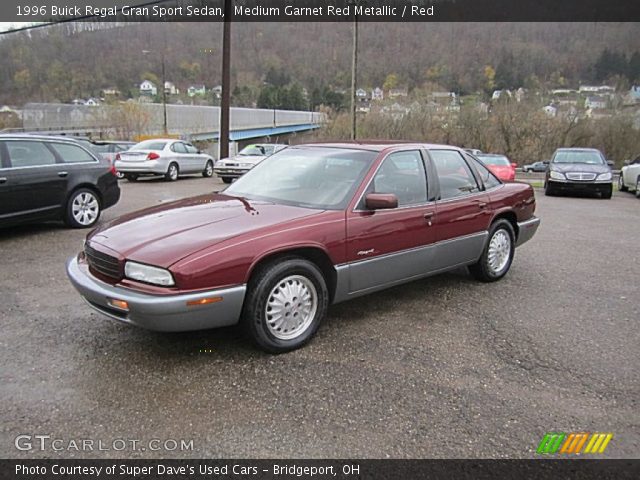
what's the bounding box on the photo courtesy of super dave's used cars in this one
[67,142,539,353]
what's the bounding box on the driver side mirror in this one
[365,193,398,210]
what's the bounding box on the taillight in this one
[114,153,121,161]
[109,164,118,176]
[147,152,160,160]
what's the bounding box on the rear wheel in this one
[221,177,233,184]
[125,174,138,182]
[469,219,515,282]
[65,188,101,229]
[165,162,179,182]
[618,174,628,192]
[241,257,328,353]
[202,160,214,178]
[636,178,640,198]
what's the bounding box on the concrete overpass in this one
[19,102,325,142]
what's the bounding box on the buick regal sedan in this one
[67,142,540,352]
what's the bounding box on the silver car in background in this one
[115,139,215,182]
[214,143,287,183]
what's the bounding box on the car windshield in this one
[132,140,167,151]
[225,147,376,210]
[238,145,268,156]
[553,151,604,164]
[477,155,510,166]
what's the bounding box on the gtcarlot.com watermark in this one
[15,434,194,452]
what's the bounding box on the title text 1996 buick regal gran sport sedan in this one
[67,142,540,352]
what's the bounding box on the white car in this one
[115,139,215,182]
[619,155,640,198]
[214,144,287,183]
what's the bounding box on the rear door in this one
[184,142,204,171]
[429,149,492,269]
[0,139,67,223]
[346,149,436,293]
[170,141,191,172]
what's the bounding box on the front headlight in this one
[549,170,565,180]
[597,172,612,181]
[124,261,175,286]
[238,163,254,168]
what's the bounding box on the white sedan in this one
[214,144,287,183]
[619,155,640,198]
[115,139,215,182]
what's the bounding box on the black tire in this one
[202,160,214,178]
[64,188,101,229]
[618,174,628,192]
[601,185,613,199]
[636,178,640,199]
[469,219,515,282]
[544,183,555,196]
[221,177,233,184]
[165,162,179,182]
[125,174,138,182]
[241,257,328,353]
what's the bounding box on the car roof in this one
[554,148,601,152]
[0,133,95,144]
[293,141,466,153]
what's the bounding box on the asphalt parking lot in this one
[1,175,638,459]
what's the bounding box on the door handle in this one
[477,201,488,209]
[0,177,7,184]
[58,171,69,178]
[423,212,434,226]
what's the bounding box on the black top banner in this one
[1,0,640,23]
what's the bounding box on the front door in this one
[346,150,436,293]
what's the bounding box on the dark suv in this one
[544,148,613,199]
[0,135,120,228]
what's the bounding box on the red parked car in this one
[67,142,540,352]
[475,153,517,181]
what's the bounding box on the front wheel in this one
[241,257,328,353]
[202,160,214,178]
[165,162,179,182]
[125,174,138,182]
[601,185,613,199]
[469,219,515,282]
[636,178,640,198]
[618,174,628,192]
[221,177,233,184]
[65,188,101,228]
[544,183,555,196]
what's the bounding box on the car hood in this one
[87,194,322,268]
[550,163,609,173]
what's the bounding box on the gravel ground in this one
[1,176,638,459]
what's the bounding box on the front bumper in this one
[516,216,540,247]
[66,256,246,332]
[213,166,251,178]
[547,179,612,194]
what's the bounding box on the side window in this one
[430,150,481,200]
[184,143,198,154]
[468,155,501,189]
[5,141,57,168]
[171,142,187,154]
[50,143,96,164]
[371,150,428,206]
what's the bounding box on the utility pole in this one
[219,0,232,160]
[350,11,358,140]
[161,51,168,135]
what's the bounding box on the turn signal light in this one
[187,297,223,307]
[108,298,129,311]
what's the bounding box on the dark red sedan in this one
[67,142,540,352]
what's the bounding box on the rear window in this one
[132,140,167,151]
[51,143,96,163]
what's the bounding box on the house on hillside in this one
[101,87,121,97]
[371,87,384,101]
[188,84,207,97]
[140,80,157,96]
[211,85,222,98]
[585,96,607,110]
[164,81,178,95]
[388,88,408,98]
[84,98,100,106]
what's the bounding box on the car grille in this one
[84,244,121,280]
[566,172,596,181]
[225,162,238,167]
